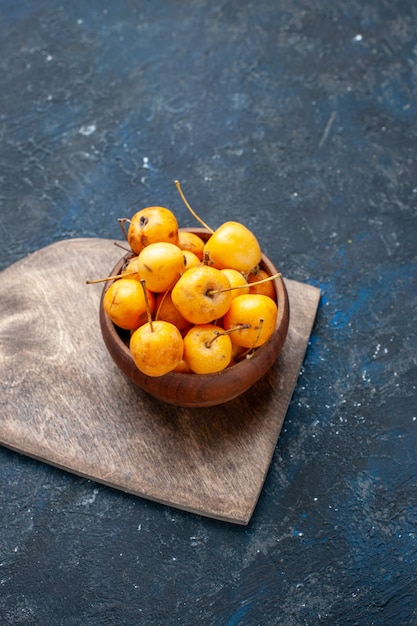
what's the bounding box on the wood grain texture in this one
[0,238,320,524]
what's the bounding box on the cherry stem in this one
[206,324,250,348]
[250,271,281,286]
[118,218,131,242]
[251,318,264,350]
[140,279,154,331]
[207,272,281,296]
[237,319,264,359]
[154,290,169,322]
[174,180,214,234]
[114,241,133,253]
[203,251,212,266]
[86,271,137,284]
[154,275,179,321]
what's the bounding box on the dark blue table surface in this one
[1,1,416,624]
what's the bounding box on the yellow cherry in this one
[223,294,277,348]
[121,255,142,281]
[248,268,276,300]
[183,249,201,270]
[173,358,193,373]
[183,324,232,374]
[203,221,262,273]
[125,206,179,254]
[103,278,155,330]
[220,268,249,299]
[130,320,184,377]
[155,290,190,331]
[171,265,232,325]
[177,231,205,261]
[136,241,185,292]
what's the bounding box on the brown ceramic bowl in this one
[100,228,290,408]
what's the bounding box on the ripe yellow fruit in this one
[203,222,262,273]
[136,242,185,292]
[248,268,276,300]
[223,294,277,348]
[183,250,201,270]
[121,256,142,281]
[171,265,233,325]
[130,320,184,377]
[128,206,179,254]
[220,268,249,299]
[183,324,232,374]
[155,290,190,331]
[177,231,205,260]
[103,278,155,330]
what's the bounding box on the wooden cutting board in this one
[0,238,320,525]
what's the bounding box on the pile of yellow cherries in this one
[92,182,279,378]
